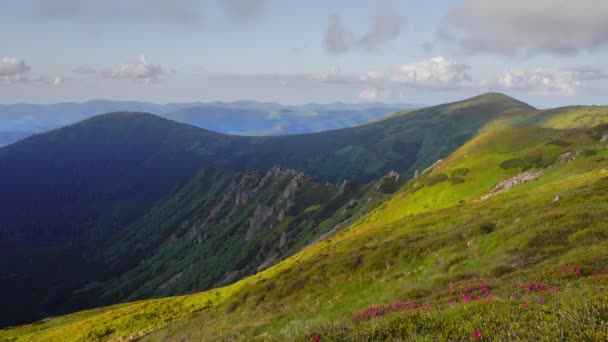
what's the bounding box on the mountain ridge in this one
[4,95,608,340]
[0,92,580,329]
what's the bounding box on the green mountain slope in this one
[0,93,532,327]
[5,104,608,340]
[82,167,396,308]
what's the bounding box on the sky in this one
[1,0,608,107]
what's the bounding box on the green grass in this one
[516,105,608,129]
[6,120,608,341]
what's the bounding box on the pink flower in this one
[473,331,483,339]
[523,302,529,307]
[311,334,321,342]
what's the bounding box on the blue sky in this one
[1,0,607,107]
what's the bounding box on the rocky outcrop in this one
[244,168,309,241]
[480,171,542,200]
[377,170,405,193]
[430,159,444,169]
[246,204,275,240]
[559,151,581,164]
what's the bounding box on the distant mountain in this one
[0,93,533,326]
[0,100,412,141]
[0,131,35,147]
[0,100,186,131]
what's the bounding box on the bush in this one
[547,139,572,147]
[451,168,470,178]
[401,288,432,300]
[500,155,546,170]
[500,158,522,169]
[488,264,515,277]
[582,149,598,157]
[477,222,496,234]
[424,174,448,187]
[450,177,465,185]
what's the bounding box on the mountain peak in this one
[466,92,536,110]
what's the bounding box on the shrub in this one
[424,174,448,187]
[547,139,572,147]
[402,288,432,300]
[500,155,545,170]
[226,301,240,313]
[477,222,496,234]
[450,177,465,185]
[488,265,515,277]
[582,149,598,157]
[451,168,470,178]
[500,158,522,169]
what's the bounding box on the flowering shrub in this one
[351,300,430,323]
[447,283,494,304]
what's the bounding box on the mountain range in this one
[2,93,608,341]
[0,100,413,147]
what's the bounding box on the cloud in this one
[359,88,392,101]
[324,12,405,54]
[324,14,352,54]
[388,57,473,87]
[358,12,405,51]
[312,57,480,91]
[496,67,607,96]
[0,57,31,83]
[442,0,608,55]
[72,64,97,75]
[111,55,164,83]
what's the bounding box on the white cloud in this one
[359,87,391,101]
[112,55,164,83]
[442,0,608,55]
[498,68,581,96]
[388,57,472,87]
[0,57,31,83]
[312,57,480,91]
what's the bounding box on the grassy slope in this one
[0,93,534,327]
[5,105,608,340]
[516,105,608,129]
